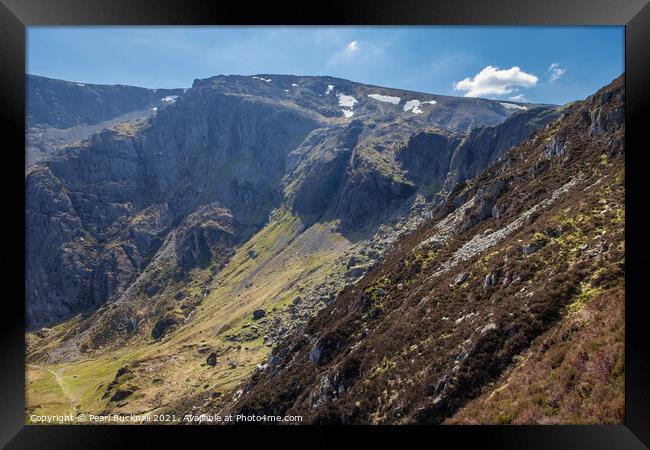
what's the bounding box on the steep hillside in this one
[25,74,560,420]
[224,75,624,424]
[26,75,186,166]
[27,74,185,129]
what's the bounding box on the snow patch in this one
[284,89,289,92]
[500,102,528,111]
[337,93,358,108]
[162,95,179,103]
[403,99,423,114]
[367,93,401,104]
[252,76,272,82]
[423,100,437,105]
[152,107,158,111]
[76,83,85,87]
[325,84,334,95]
[337,93,358,118]
[291,83,298,87]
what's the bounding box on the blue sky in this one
[27,26,623,105]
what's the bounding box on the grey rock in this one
[151,317,177,340]
[442,106,560,194]
[345,265,369,279]
[543,136,567,159]
[483,272,498,288]
[454,272,469,285]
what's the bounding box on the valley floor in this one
[26,208,357,420]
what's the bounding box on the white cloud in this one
[548,63,566,82]
[499,102,528,111]
[453,66,538,98]
[346,40,360,52]
[325,40,389,67]
[508,93,528,102]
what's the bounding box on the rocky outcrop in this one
[442,106,559,194]
[396,130,460,189]
[291,121,363,217]
[25,166,98,326]
[172,203,236,271]
[334,153,416,231]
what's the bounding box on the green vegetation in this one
[567,283,604,314]
[27,205,353,420]
[364,276,391,312]
[368,356,395,380]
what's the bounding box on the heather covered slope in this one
[225,75,624,424]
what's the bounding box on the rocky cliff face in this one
[26,75,186,167]
[225,75,624,424]
[27,74,185,129]
[27,74,549,332]
[441,106,560,193]
[26,86,320,330]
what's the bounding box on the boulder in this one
[110,388,135,402]
[151,317,178,340]
[345,265,368,279]
[454,272,469,285]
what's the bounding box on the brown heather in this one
[223,75,625,424]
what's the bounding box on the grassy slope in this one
[26,207,352,421]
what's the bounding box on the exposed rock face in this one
[291,121,363,217]
[25,166,97,325]
[334,153,417,231]
[442,106,560,194]
[27,74,185,129]
[151,317,177,340]
[26,80,320,328]
[396,130,460,189]
[226,75,625,425]
[25,73,555,336]
[173,203,236,271]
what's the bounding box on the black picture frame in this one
[2,0,648,448]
